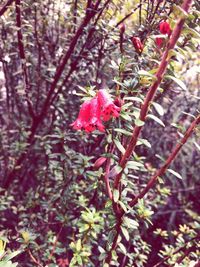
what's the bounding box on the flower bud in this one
[159,21,171,36]
[94,157,107,170]
[119,23,125,34]
[131,37,144,54]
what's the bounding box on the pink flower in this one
[97,89,121,121]
[70,89,121,133]
[70,101,91,131]
[86,97,105,132]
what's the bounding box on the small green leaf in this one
[114,128,132,136]
[165,75,187,91]
[123,217,139,229]
[152,102,164,116]
[118,201,128,213]
[76,239,82,252]
[121,226,129,241]
[118,243,127,255]
[135,118,145,127]
[120,113,132,121]
[136,138,151,148]
[138,69,156,78]
[114,139,126,154]
[127,161,144,170]
[147,114,165,127]
[113,189,120,203]
[167,169,182,180]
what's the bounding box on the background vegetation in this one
[0,0,199,266]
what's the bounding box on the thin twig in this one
[15,0,35,118]
[28,249,44,267]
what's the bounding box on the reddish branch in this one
[15,0,35,118]
[0,0,14,16]
[105,0,195,263]
[129,114,200,208]
[114,0,193,190]
[28,249,44,267]
[105,114,199,264]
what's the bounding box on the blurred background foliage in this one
[0,0,199,266]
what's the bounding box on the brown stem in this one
[104,150,113,200]
[129,114,200,208]
[114,0,193,190]
[105,217,122,264]
[15,0,35,119]
[28,249,44,267]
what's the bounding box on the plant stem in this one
[114,0,193,190]
[129,114,200,208]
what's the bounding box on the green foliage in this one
[0,0,199,266]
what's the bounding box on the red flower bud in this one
[159,21,171,36]
[131,37,144,54]
[119,23,125,34]
[155,37,163,48]
[94,157,107,170]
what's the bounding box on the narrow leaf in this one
[114,139,126,154]
[167,169,182,180]
[147,114,165,127]
[113,189,120,203]
[166,75,187,91]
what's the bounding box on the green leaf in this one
[118,243,127,255]
[127,161,144,170]
[120,113,132,121]
[118,201,128,213]
[114,128,132,136]
[123,217,139,229]
[165,75,187,91]
[135,118,145,127]
[114,139,126,154]
[138,69,156,78]
[121,226,129,241]
[113,189,120,203]
[136,138,151,148]
[147,114,165,127]
[152,102,164,116]
[76,239,82,252]
[4,251,22,262]
[167,169,182,180]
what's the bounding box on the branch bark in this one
[15,0,35,118]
